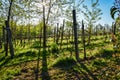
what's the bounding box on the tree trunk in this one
[27,25,30,44]
[73,9,80,62]
[40,28,42,48]
[20,26,23,46]
[113,23,116,35]
[95,26,98,36]
[60,20,65,50]
[5,21,14,58]
[43,4,46,51]
[41,1,50,79]
[82,20,86,59]
[2,26,6,51]
[5,0,14,58]
[54,27,56,42]
[46,0,52,24]
[56,23,60,45]
[5,24,8,56]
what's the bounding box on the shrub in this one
[2,69,21,80]
[31,41,40,49]
[51,43,59,53]
[53,57,76,68]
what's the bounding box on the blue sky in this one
[82,0,115,25]
[99,0,114,25]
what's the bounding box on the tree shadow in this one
[52,57,97,80]
[0,50,37,68]
[0,56,5,62]
[95,49,114,59]
[0,56,11,69]
[35,49,41,80]
[77,62,98,80]
[84,49,115,61]
[13,50,37,59]
[86,42,105,50]
[41,50,50,80]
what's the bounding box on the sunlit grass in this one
[0,35,119,79]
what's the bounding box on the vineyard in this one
[0,0,120,80]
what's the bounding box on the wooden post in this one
[54,27,56,42]
[82,20,86,59]
[114,23,116,35]
[73,9,80,61]
[56,23,59,44]
[60,20,65,50]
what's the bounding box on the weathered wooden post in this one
[56,23,59,44]
[60,20,65,50]
[54,27,56,42]
[73,9,80,61]
[114,22,116,35]
[82,20,86,59]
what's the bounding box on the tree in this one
[42,0,46,51]
[81,0,102,45]
[5,0,14,58]
[110,0,120,35]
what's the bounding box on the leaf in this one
[110,6,118,19]
[92,0,98,7]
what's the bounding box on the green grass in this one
[52,57,76,68]
[0,35,119,80]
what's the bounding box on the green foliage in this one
[113,37,120,52]
[110,7,118,19]
[82,0,102,24]
[0,30,119,80]
[53,57,76,68]
[0,49,38,68]
[31,41,40,49]
[110,0,120,19]
[98,49,114,59]
[116,32,120,47]
[1,68,21,80]
[6,69,21,76]
[67,47,74,52]
[65,21,72,28]
[51,43,59,53]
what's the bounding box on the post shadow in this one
[80,63,98,80]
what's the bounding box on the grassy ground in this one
[0,36,120,80]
